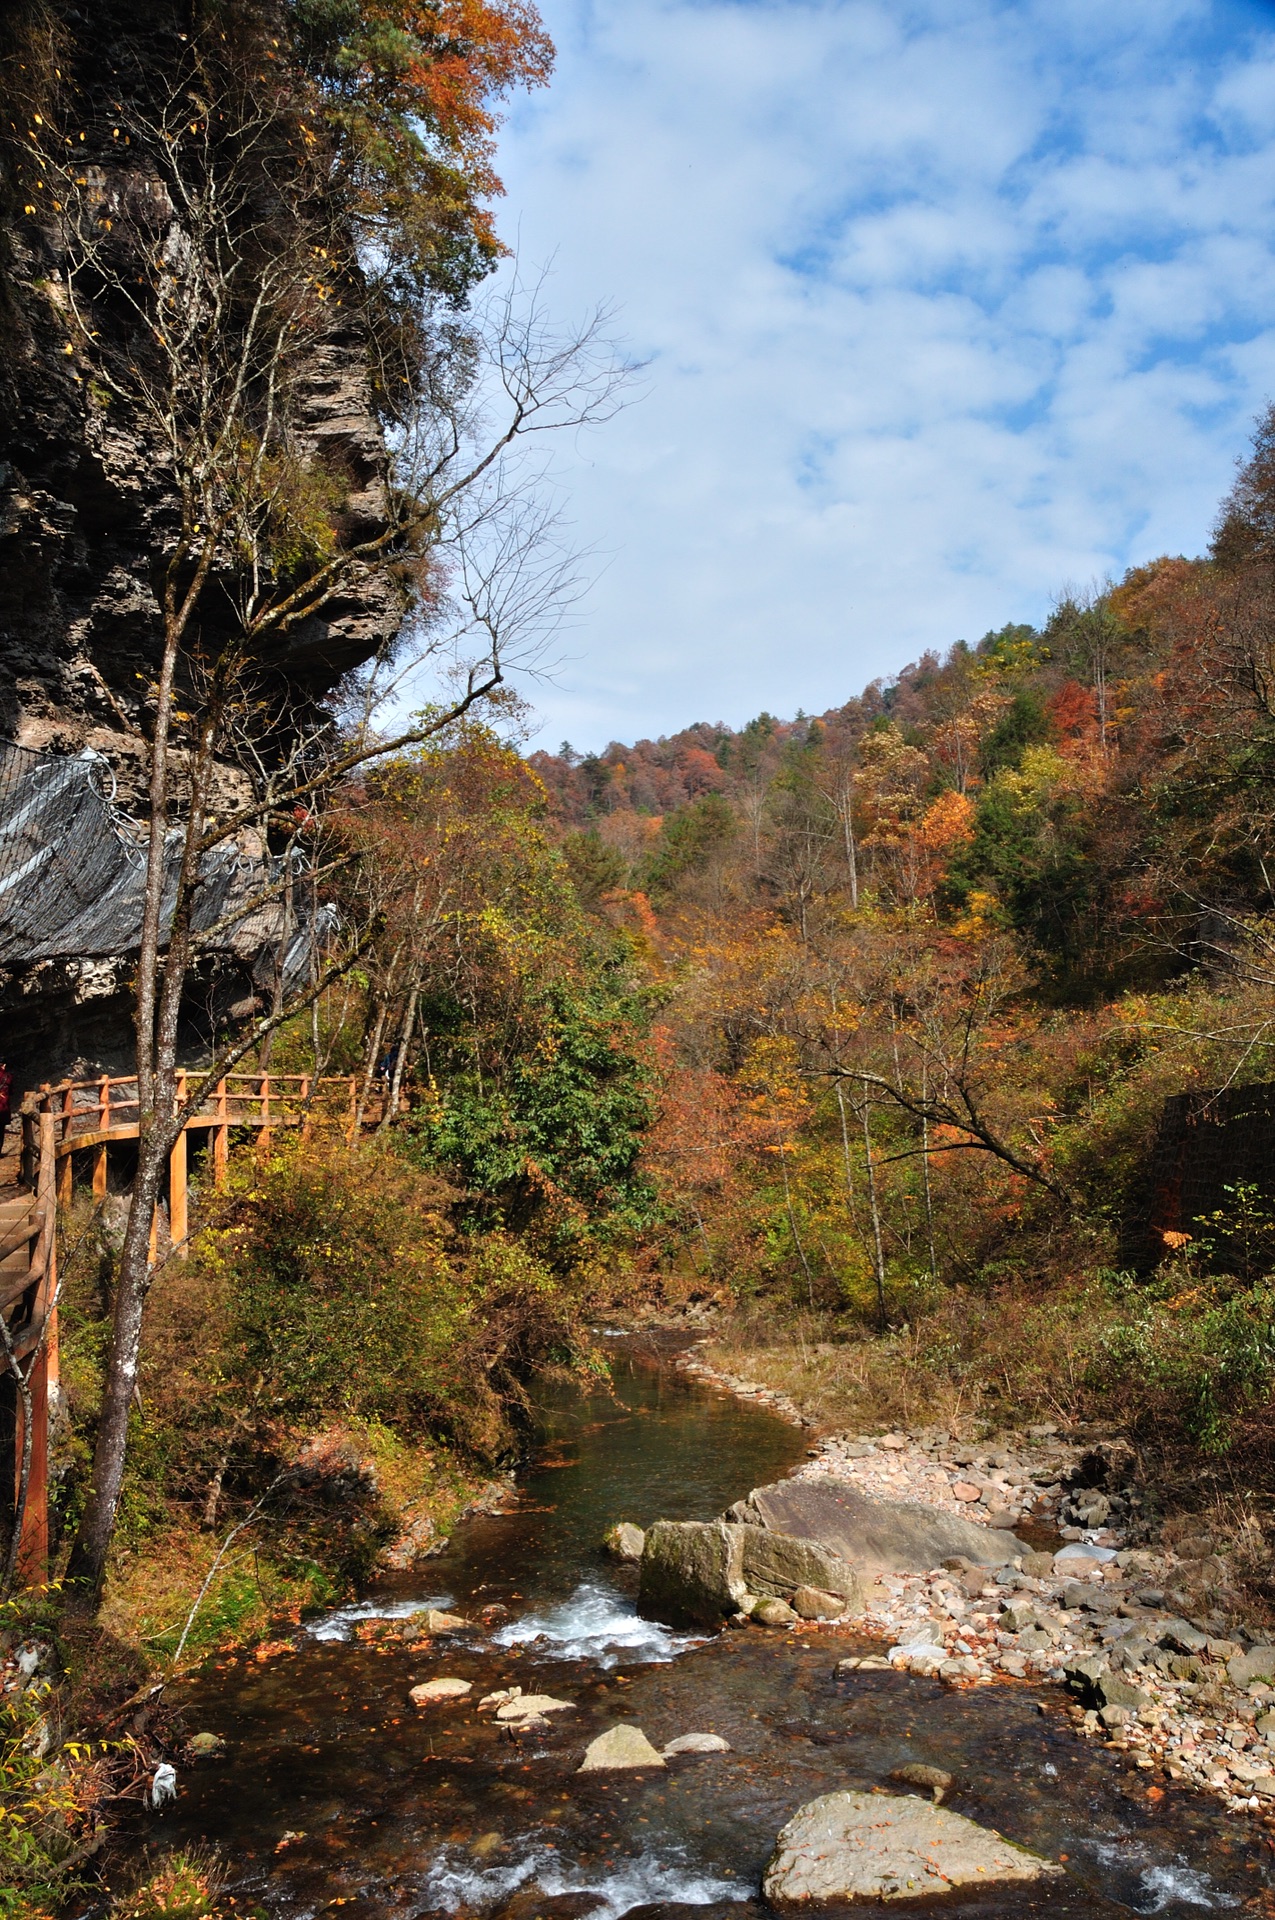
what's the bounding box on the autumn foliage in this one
[519,405,1275,1457]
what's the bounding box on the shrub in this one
[1092,1266,1275,1452]
[157,1134,590,1463]
[109,1848,227,1920]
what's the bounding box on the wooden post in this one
[93,1078,109,1200]
[213,1078,229,1188]
[17,1105,58,1584]
[170,1070,188,1257]
[347,1074,357,1145]
[20,1109,34,1190]
[256,1073,271,1162]
[299,1075,312,1143]
[56,1085,72,1209]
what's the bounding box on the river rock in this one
[1062,1654,1108,1697]
[495,1694,574,1722]
[480,1687,522,1708]
[638,1520,748,1624]
[424,1610,469,1634]
[752,1597,798,1627]
[888,1643,947,1675]
[604,1522,645,1562]
[739,1529,865,1609]
[1230,1646,1275,1688]
[578,1724,666,1771]
[792,1585,847,1620]
[186,1732,226,1758]
[889,1763,952,1803]
[1053,1543,1116,1573]
[736,1478,1020,1574]
[409,1677,472,1705]
[763,1791,1060,1904]
[1095,1673,1151,1713]
[662,1732,731,1754]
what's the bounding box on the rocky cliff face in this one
[0,1,405,1089]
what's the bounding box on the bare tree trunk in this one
[781,1149,816,1310]
[835,1080,856,1206]
[920,1065,937,1282]
[65,1139,169,1596]
[257,849,295,1075]
[354,936,407,1133]
[65,616,212,1602]
[378,969,420,1132]
[860,1099,888,1333]
[843,795,859,910]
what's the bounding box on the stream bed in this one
[153,1335,1275,1917]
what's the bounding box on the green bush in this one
[1093,1266,1275,1452]
[184,1134,589,1460]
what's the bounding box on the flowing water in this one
[151,1335,1275,1917]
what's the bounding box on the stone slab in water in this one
[763,1790,1060,1904]
[739,1526,865,1608]
[639,1519,748,1624]
[739,1478,1020,1573]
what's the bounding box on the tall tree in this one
[13,5,624,1600]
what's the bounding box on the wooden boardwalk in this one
[3,1071,397,1583]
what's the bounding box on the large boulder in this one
[1230,1645,1275,1688]
[638,1520,748,1625]
[735,1478,1020,1574]
[738,1527,864,1610]
[763,1791,1060,1904]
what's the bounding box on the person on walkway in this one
[0,1059,11,1158]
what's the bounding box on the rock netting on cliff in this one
[0,736,332,973]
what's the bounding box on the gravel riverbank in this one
[676,1341,1275,1823]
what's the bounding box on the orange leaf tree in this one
[293,0,555,304]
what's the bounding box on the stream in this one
[151,1335,1275,1917]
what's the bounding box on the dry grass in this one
[701,1284,1113,1438]
[700,1292,1275,1632]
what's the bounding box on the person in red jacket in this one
[0,1061,11,1158]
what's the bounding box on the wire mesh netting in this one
[0,737,322,972]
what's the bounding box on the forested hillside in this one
[514,413,1275,1467]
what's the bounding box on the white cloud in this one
[484,0,1275,748]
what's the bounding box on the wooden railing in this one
[4,1070,402,1584]
[23,1070,397,1207]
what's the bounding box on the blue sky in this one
[485,0,1275,750]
